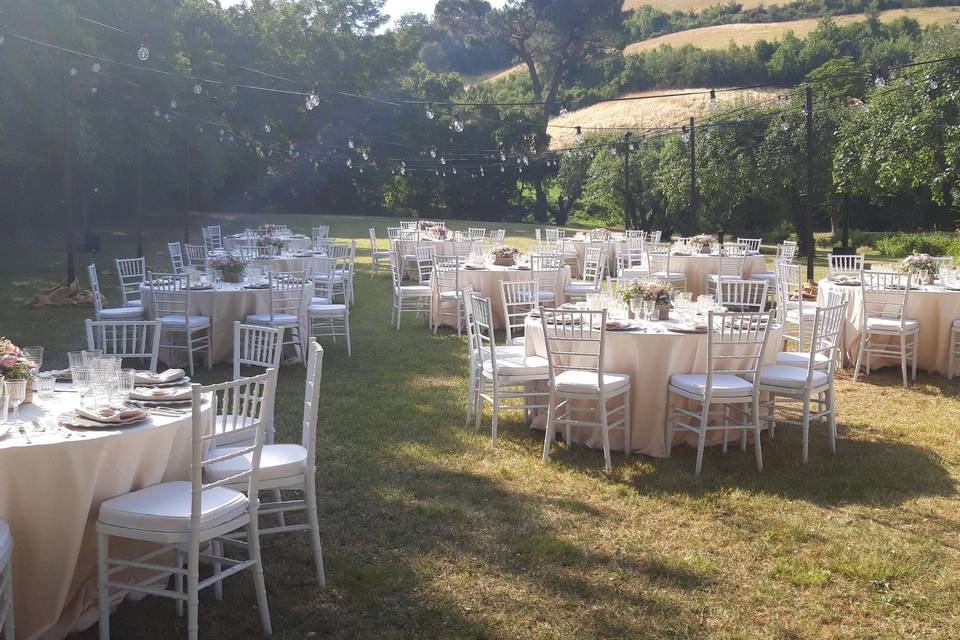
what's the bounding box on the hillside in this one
[624,6,960,53]
[546,87,781,147]
[623,0,781,13]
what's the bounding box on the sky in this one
[217,1,508,28]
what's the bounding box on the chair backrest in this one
[386,227,402,241]
[87,264,105,314]
[368,228,379,253]
[195,369,277,521]
[530,254,563,295]
[805,302,846,378]
[490,229,506,246]
[168,242,185,274]
[468,293,501,377]
[544,228,561,242]
[720,242,748,258]
[468,228,487,241]
[463,289,481,367]
[85,319,162,372]
[828,253,864,276]
[201,225,223,251]
[648,230,662,243]
[447,241,473,258]
[616,238,646,275]
[267,270,306,320]
[147,271,190,319]
[716,253,747,278]
[310,257,337,300]
[313,226,330,243]
[115,257,146,306]
[590,228,610,242]
[434,255,464,293]
[932,256,954,268]
[861,271,911,325]
[233,321,283,380]
[737,238,762,253]
[583,246,607,286]
[500,280,540,345]
[716,279,768,312]
[540,309,607,390]
[646,241,672,274]
[399,220,418,230]
[780,241,798,261]
[415,245,436,283]
[626,229,646,240]
[706,311,772,389]
[300,338,324,467]
[184,244,207,268]
[774,261,804,323]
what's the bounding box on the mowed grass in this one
[624,7,960,54]
[3,212,960,639]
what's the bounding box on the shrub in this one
[873,232,960,259]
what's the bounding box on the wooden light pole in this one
[804,86,815,282]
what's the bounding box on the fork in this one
[18,425,32,444]
[31,418,46,433]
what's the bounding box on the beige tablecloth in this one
[569,240,617,277]
[524,316,782,457]
[431,266,572,329]
[818,278,960,375]
[140,282,313,365]
[0,391,207,640]
[666,254,769,298]
[223,235,312,252]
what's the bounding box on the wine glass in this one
[642,299,655,323]
[4,379,26,431]
[22,346,43,372]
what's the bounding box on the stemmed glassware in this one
[4,379,27,431]
[72,366,92,409]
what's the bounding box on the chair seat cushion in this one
[785,307,817,323]
[538,290,556,301]
[245,313,299,326]
[310,296,331,305]
[482,355,549,377]
[954,319,960,329]
[99,306,146,320]
[123,300,144,308]
[564,283,599,294]
[439,290,461,301]
[555,370,630,393]
[373,251,392,258]
[759,365,829,389]
[400,285,432,295]
[866,317,919,332]
[670,373,753,398]
[475,345,526,361]
[98,481,247,533]
[0,518,10,558]
[751,271,776,280]
[159,314,210,329]
[776,350,832,368]
[204,444,307,484]
[509,336,526,347]
[308,303,347,316]
[652,271,686,281]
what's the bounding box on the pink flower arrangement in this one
[617,280,677,305]
[898,253,939,275]
[690,234,714,247]
[0,338,37,381]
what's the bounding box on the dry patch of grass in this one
[624,0,786,13]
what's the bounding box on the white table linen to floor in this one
[223,234,312,252]
[524,315,782,457]
[0,390,210,640]
[663,253,769,298]
[819,278,960,375]
[431,265,572,329]
[140,281,314,365]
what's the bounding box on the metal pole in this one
[804,86,815,282]
[136,100,144,258]
[62,56,75,283]
[623,132,634,230]
[689,117,698,233]
[184,123,191,243]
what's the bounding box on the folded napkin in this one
[130,387,192,402]
[134,369,185,384]
[76,406,147,424]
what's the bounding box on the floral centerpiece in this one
[617,280,677,320]
[257,235,286,255]
[209,254,247,283]
[1,337,38,403]
[690,234,714,253]
[491,246,520,267]
[897,253,939,283]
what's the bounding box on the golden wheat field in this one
[624,0,788,13]
[546,87,781,147]
[624,7,960,54]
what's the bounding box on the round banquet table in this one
[223,234,312,252]
[523,315,782,456]
[622,253,769,299]
[140,281,314,366]
[431,265,572,329]
[0,388,210,640]
[568,239,617,278]
[818,278,960,375]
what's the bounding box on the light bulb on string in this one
[169,100,177,110]
[91,62,101,73]
[500,166,505,173]
[219,128,225,136]
[69,67,77,77]
[154,109,161,118]
[425,103,435,120]
[348,137,355,149]
[164,114,171,122]
[430,148,437,159]
[452,113,464,133]
[559,101,569,117]
[305,97,314,111]
[309,89,320,107]
[361,150,369,161]
[518,166,523,174]
[480,167,485,176]
[452,167,457,175]
[264,123,272,133]
[346,158,352,168]
[800,107,808,118]
[522,155,529,165]
[929,76,939,90]
[611,145,618,155]
[0,35,5,45]
[500,150,507,162]
[359,167,364,174]
[574,126,583,145]
[137,44,149,61]
[90,86,97,94]
[435,169,440,176]
[193,83,202,95]
[440,156,447,165]
[400,165,406,175]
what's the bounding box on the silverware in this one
[18,425,31,444]
[30,418,45,433]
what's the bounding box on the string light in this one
[193,83,202,95]
[500,150,506,162]
[928,76,939,90]
[425,103,434,120]
[780,116,790,131]
[137,43,149,61]
[430,148,437,159]
[347,137,355,149]
[500,166,505,173]
[69,67,77,77]
[0,35,5,45]
[452,113,464,133]
[440,156,447,165]
[452,166,457,174]
[346,158,352,168]
[361,150,369,161]
[91,62,101,73]
[169,99,177,110]
[264,123,272,133]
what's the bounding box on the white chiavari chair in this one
[308,261,351,357]
[201,225,223,252]
[530,253,564,307]
[147,271,211,376]
[737,237,762,253]
[415,245,436,286]
[245,270,306,363]
[433,254,467,335]
[115,257,146,309]
[590,228,610,242]
[88,264,145,321]
[467,228,487,241]
[390,256,431,330]
[647,242,687,291]
[543,228,561,243]
[327,240,356,306]
[399,220,418,231]
[705,251,746,297]
[490,229,506,246]
[781,240,798,260]
[205,340,326,589]
[85,319,162,372]
[168,242,186,274]
[666,311,772,476]
[648,230,662,243]
[184,244,208,270]
[625,229,646,240]
[775,261,815,351]
[469,293,549,447]
[312,226,330,244]
[540,308,631,472]
[760,301,845,463]
[950,320,960,380]
[853,271,919,388]
[233,321,283,381]
[96,370,277,640]
[751,243,793,285]
[716,279,768,313]
[616,238,647,278]
[500,280,540,348]
[564,245,606,301]
[368,228,392,277]
[0,519,14,640]
[828,253,864,276]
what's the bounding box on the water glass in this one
[0,395,7,426]
[4,379,27,428]
[82,349,103,367]
[117,369,136,402]
[36,373,56,400]
[642,299,655,322]
[71,366,92,408]
[22,346,43,372]
[67,351,85,370]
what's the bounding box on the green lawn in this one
[3,212,960,639]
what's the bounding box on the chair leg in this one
[739,403,748,453]
[247,519,273,636]
[490,385,499,448]
[911,333,918,381]
[852,329,867,382]
[97,532,110,640]
[205,328,212,370]
[801,395,811,464]
[271,489,286,528]
[600,393,612,472]
[899,333,909,388]
[211,542,223,602]
[542,391,557,463]
[345,317,352,357]
[663,392,674,457]
[694,403,709,477]
[622,389,631,459]
[186,329,196,377]
[752,396,763,471]
[304,477,327,589]
[474,378,484,433]
[1,567,13,640]
[827,384,837,455]
[186,544,200,640]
